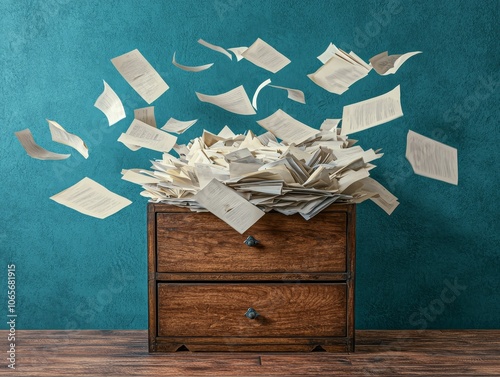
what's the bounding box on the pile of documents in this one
[122,113,401,233]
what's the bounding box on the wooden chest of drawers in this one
[148,203,356,352]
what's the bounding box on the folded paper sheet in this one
[172,52,214,72]
[47,120,89,159]
[257,109,318,144]
[161,118,198,134]
[370,51,422,75]
[50,177,131,219]
[94,80,126,126]
[196,85,256,115]
[14,129,70,160]
[198,39,232,60]
[118,119,177,153]
[134,106,156,128]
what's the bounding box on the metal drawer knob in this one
[244,236,259,247]
[244,307,259,320]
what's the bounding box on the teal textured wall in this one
[1,0,498,330]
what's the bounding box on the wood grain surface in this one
[157,283,347,338]
[156,211,347,273]
[2,330,499,376]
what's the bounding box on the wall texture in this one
[1,0,498,330]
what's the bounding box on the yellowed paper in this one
[111,49,169,104]
[194,179,265,234]
[118,119,177,153]
[406,130,458,185]
[341,85,403,135]
[241,38,291,73]
[50,177,132,219]
[172,52,214,72]
[14,129,70,160]
[196,85,256,115]
[257,109,318,144]
[94,80,126,126]
[47,120,89,159]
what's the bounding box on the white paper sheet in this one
[317,42,340,64]
[47,120,89,159]
[228,46,248,61]
[252,78,272,110]
[341,85,403,135]
[172,52,214,72]
[121,169,161,184]
[94,80,126,126]
[218,125,236,139]
[241,38,291,73]
[256,109,318,144]
[14,129,70,160]
[269,84,306,104]
[197,39,232,60]
[320,118,341,132]
[194,179,265,234]
[134,106,156,128]
[118,119,177,153]
[50,177,131,219]
[111,49,169,104]
[196,85,256,115]
[406,130,458,185]
[370,51,422,75]
[161,117,198,134]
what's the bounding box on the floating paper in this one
[172,52,214,72]
[47,120,88,159]
[196,85,256,115]
[111,49,169,104]
[241,38,291,73]
[94,80,126,126]
[14,129,70,160]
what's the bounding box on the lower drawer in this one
[157,283,347,338]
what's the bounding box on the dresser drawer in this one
[157,283,347,338]
[156,211,347,273]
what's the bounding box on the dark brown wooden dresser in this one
[148,203,356,352]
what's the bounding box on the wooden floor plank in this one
[0,330,499,376]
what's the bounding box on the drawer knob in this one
[244,307,259,320]
[244,236,259,247]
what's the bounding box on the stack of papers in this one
[122,116,399,233]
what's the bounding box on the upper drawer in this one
[157,283,347,338]
[156,210,347,273]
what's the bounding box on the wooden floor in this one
[1,330,499,376]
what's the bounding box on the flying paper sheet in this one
[252,78,272,110]
[341,85,403,135]
[172,52,213,72]
[370,51,422,75]
[406,130,458,185]
[228,46,248,61]
[196,85,256,115]
[50,177,131,219]
[194,179,265,234]
[47,120,89,159]
[309,52,370,95]
[198,39,232,60]
[317,42,340,64]
[256,109,318,144]
[161,118,198,134]
[269,85,306,104]
[94,80,126,126]
[320,118,341,132]
[111,49,169,104]
[241,38,291,73]
[134,106,156,127]
[14,129,70,160]
[118,119,177,153]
